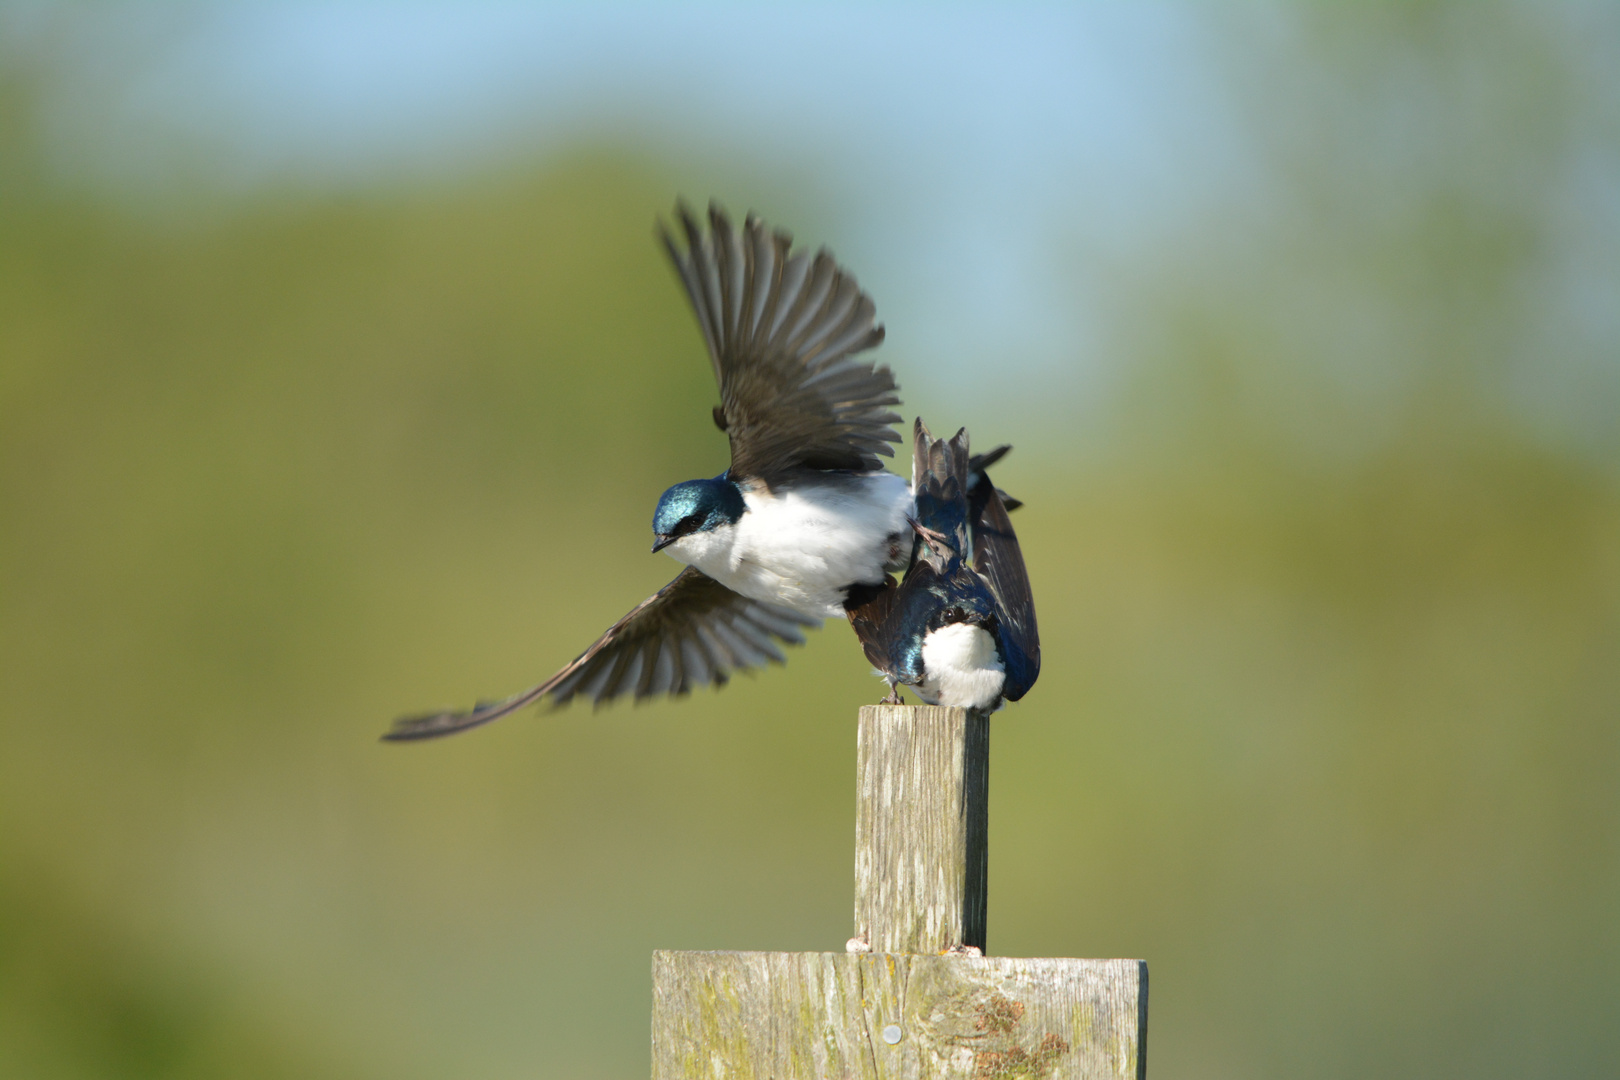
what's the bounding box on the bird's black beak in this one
[651,533,676,554]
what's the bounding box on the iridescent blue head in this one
[651,474,746,553]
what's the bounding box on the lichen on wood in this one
[652,951,1146,1080]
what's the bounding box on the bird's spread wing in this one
[971,484,1040,700]
[384,567,820,741]
[660,202,902,483]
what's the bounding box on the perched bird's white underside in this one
[664,471,911,620]
[916,622,1007,711]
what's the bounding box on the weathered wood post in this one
[855,704,989,956]
[652,705,1148,1079]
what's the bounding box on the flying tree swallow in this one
[846,420,1040,711]
[385,203,917,740]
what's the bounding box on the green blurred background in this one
[2,4,1617,1078]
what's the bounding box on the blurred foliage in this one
[2,5,1618,1079]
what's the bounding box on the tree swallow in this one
[385,202,916,740]
[846,420,1040,711]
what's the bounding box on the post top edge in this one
[857,703,986,720]
[652,949,1147,965]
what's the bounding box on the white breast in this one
[917,623,1006,711]
[665,471,911,619]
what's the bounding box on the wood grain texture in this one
[856,705,990,954]
[651,951,1147,1080]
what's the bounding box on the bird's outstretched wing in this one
[971,483,1040,700]
[660,201,902,484]
[383,567,820,741]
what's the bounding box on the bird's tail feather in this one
[910,419,973,567]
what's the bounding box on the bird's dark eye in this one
[674,515,702,537]
[945,606,965,621]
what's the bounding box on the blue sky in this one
[9,4,1248,393]
[11,2,1614,444]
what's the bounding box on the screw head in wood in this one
[882,1024,903,1044]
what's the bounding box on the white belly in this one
[665,471,911,618]
[916,623,1007,710]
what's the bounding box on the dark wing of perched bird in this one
[383,567,818,741]
[970,481,1039,700]
[967,443,1022,513]
[660,202,902,485]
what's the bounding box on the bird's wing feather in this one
[845,574,903,674]
[971,484,1040,700]
[661,202,902,483]
[383,567,819,740]
[846,568,940,688]
[968,444,1022,511]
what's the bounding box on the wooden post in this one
[651,705,1148,1079]
[855,704,989,954]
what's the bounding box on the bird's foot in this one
[879,686,904,705]
[845,934,872,954]
[943,944,983,957]
[907,516,955,554]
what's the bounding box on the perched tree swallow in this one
[385,203,916,740]
[846,420,1040,711]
